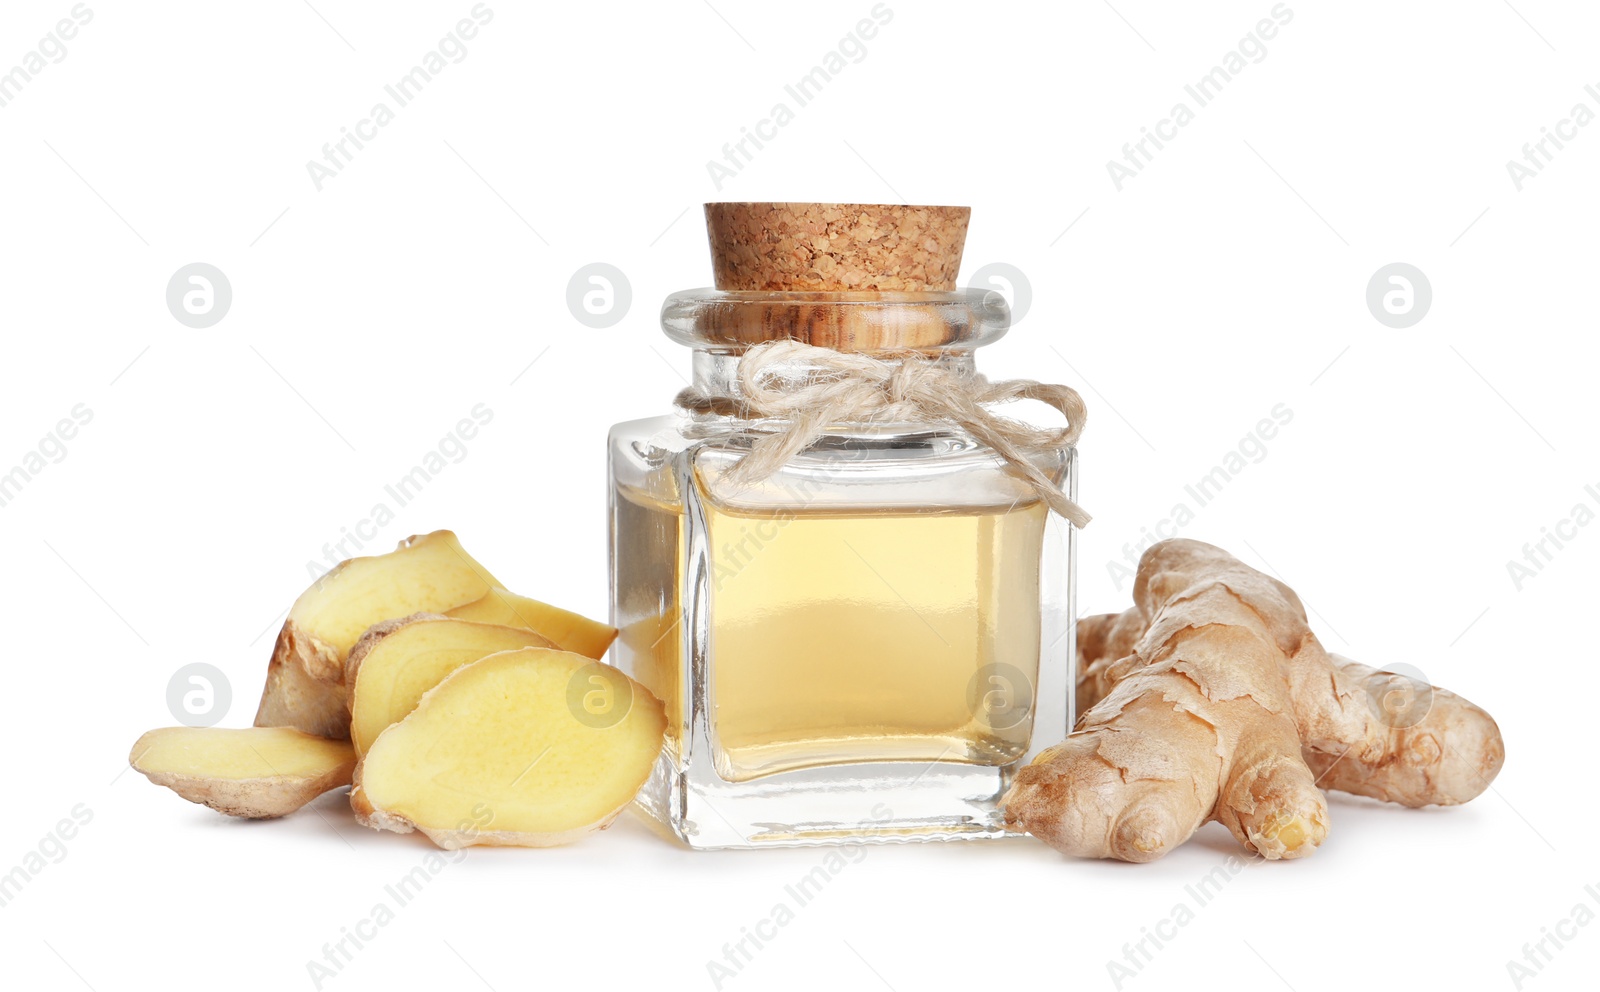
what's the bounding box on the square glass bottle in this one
[608,204,1079,848]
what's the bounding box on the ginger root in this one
[346,614,556,756]
[351,648,666,849]
[129,727,355,819]
[1004,539,1504,862]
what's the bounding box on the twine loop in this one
[674,340,1090,526]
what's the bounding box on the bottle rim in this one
[660,287,1010,352]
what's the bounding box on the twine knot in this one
[674,340,1090,527]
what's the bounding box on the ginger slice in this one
[255,531,502,739]
[351,648,666,849]
[129,727,356,819]
[445,587,617,659]
[346,615,556,756]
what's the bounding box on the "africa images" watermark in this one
[1504,483,1600,592]
[0,403,94,511]
[705,3,894,191]
[1105,403,1294,590]
[1105,851,1256,988]
[705,809,889,988]
[1106,3,1294,191]
[305,5,495,191]
[305,403,494,582]
[1504,882,1600,989]
[1505,82,1600,192]
[0,4,94,111]
[0,804,94,910]
[305,805,491,989]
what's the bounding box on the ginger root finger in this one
[1168,539,1505,808]
[1007,548,1330,862]
[129,727,355,819]
[1289,648,1503,807]
[1075,607,1144,714]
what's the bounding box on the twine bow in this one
[674,340,1091,527]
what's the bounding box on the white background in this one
[1,1,1593,989]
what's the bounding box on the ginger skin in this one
[1005,539,1504,862]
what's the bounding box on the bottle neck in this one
[689,348,980,399]
[664,288,1008,416]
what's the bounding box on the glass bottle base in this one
[630,749,1024,849]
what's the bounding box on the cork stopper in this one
[694,202,979,351]
[705,202,970,291]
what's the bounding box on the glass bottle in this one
[608,204,1078,848]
